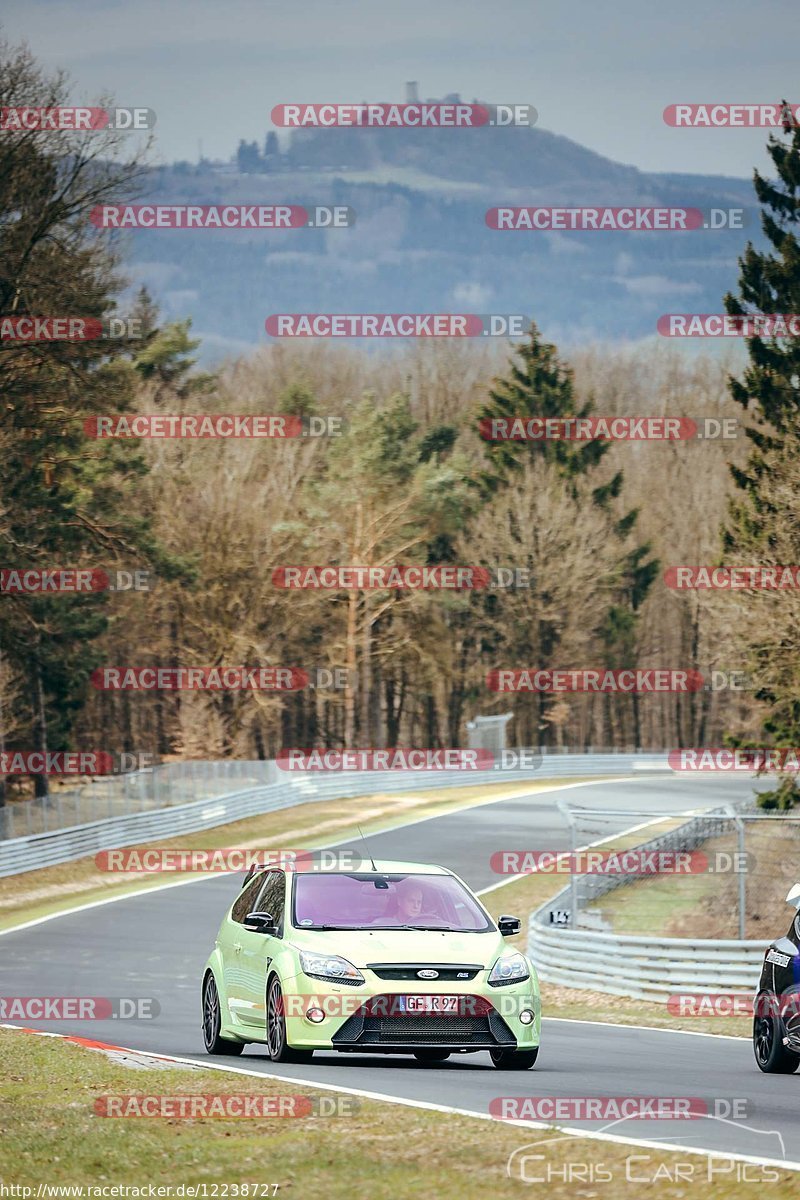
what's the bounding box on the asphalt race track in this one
[2,774,797,1167]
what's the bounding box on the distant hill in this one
[126,115,761,362]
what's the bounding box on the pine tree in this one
[724,103,800,441]
[131,296,215,399]
[476,323,609,496]
[0,38,167,797]
[723,106,800,807]
[473,324,657,747]
[235,139,262,173]
[264,131,280,167]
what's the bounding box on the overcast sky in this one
[4,0,798,178]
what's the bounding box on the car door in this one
[231,869,287,1030]
[220,871,268,1024]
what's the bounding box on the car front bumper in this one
[279,969,541,1053]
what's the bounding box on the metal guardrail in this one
[527,920,766,999]
[0,751,658,878]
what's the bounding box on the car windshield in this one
[292,872,493,932]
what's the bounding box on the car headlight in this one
[298,950,364,985]
[488,950,530,986]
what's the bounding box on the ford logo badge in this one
[417,969,439,979]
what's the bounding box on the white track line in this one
[546,1017,748,1041]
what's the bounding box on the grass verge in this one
[0,1029,790,1197]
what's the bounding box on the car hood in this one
[288,927,509,969]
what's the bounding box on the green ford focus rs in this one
[202,860,541,1069]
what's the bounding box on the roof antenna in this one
[356,822,378,873]
[357,823,388,887]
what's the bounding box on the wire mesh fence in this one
[556,802,800,941]
[0,746,657,842]
[0,759,279,839]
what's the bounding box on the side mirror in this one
[498,914,522,937]
[244,911,277,934]
[786,884,800,909]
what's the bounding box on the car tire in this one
[490,1046,538,1070]
[202,973,245,1056]
[413,1050,451,1063]
[753,992,800,1074]
[266,977,314,1063]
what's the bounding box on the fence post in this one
[727,806,746,940]
[557,798,579,928]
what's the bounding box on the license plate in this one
[400,995,460,1014]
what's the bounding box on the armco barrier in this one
[0,751,663,878]
[527,919,766,1000]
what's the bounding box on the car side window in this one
[255,870,286,937]
[231,873,267,924]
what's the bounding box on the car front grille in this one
[368,963,482,982]
[331,997,516,1049]
[375,1015,488,1042]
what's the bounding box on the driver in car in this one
[384,879,442,925]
